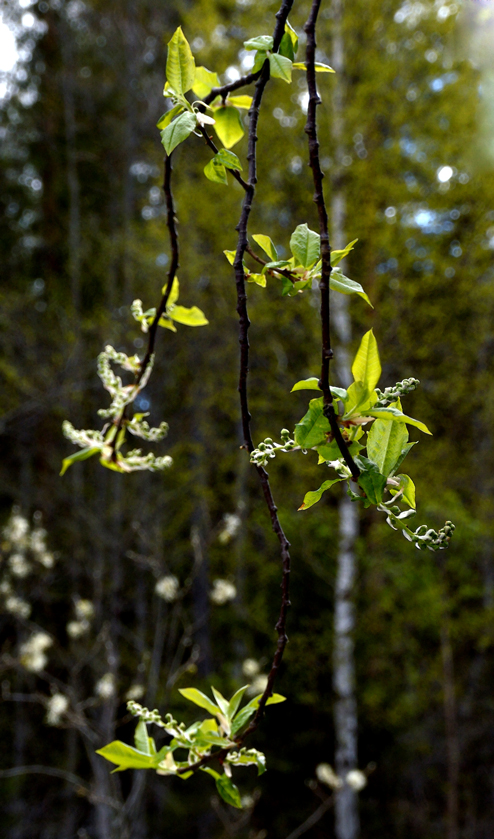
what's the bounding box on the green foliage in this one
[97,688,285,807]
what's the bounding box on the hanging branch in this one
[304,0,360,482]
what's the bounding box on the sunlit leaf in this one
[60,447,100,476]
[252,234,277,261]
[330,269,372,307]
[192,66,219,98]
[243,35,273,51]
[294,397,330,448]
[227,95,252,109]
[269,53,292,83]
[204,157,228,184]
[290,223,320,268]
[214,106,245,148]
[161,111,197,155]
[330,239,358,266]
[157,104,184,130]
[167,305,209,326]
[166,27,195,95]
[391,474,416,508]
[96,741,158,771]
[215,148,242,171]
[178,688,219,716]
[367,416,409,477]
[351,329,381,391]
[216,774,242,809]
[299,477,344,510]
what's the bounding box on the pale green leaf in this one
[290,223,320,268]
[161,111,197,155]
[330,269,372,306]
[162,276,179,306]
[134,720,151,755]
[178,688,220,716]
[291,377,320,393]
[316,438,363,463]
[363,407,431,435]
[157,104,184,130]
[214,106,244,149]
[367,416,409,477]
[167,305,209,326]
[351,329,381,391]
[215,148,242,171]
[216,775,242,809]
[391,441,417,476]
[230,693,285,735]
[391,474,416,508]
[228,686,249,719]
[355,456,387,505]
[243,35,273,51]
[211,686,229,716]
[158,316,177,332]
[223,250,236,266]
[343,381,375,418]
[227,95,252,109]
[192,66,219,99]
[252,234,277,261]
[252,50,268,73]
[299,477,344,510]
[268,53,292,83]
[294,397,330,448]
[204,157,228,184]
[60,446,100,476]
[166,27,195,95]
[293,61,335,72]
[247,273,267,287]
[330,239,358,266]
[96,741,158,771]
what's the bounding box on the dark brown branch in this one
[203,71,261,106]
[137,153,178,384]
[199,127,249,191]
[232,0,294,734]
[304,0,360,481]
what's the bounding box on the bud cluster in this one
[375,377,420,407]
[250,429,297,467]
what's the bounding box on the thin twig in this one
[284,792,335,839]
[203,72,261,106]
[304,0,360,481]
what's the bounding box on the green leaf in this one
[247,273,267,287]
[163,275,179,305]
[243,35,273,51]
[96,741,158,771]
[279,32,296,61]
[367,416,409,477]
[294,397,330,448]
[316,439,363,463]
[252,50,268,73]
[211,686,230,717]
[355,456,387,505]
[214,106,245,149]
[168,305,209,326]
[227,95,252,109]
[161,111,197,155]
[343,381,374,418]
[227,748,267,775]
[252,234,277,261]
[293,61,335,73]
[230,693,285,735]
[268,53,292,83]
[166,27,195,95]
[299,478,344,510]
[291,377,320,393]
[223,250,236,266]
[158,317,177,332]
[192,66,219,99]
[60,446,100,476]
[216,774,242,809]
[157,104,184,130]
[215,148,242,171]
[178,688,219,716]
[391,441,417,476]
[134,720,151,755]
[228,686,249,719]
[290,224,320,268]
[331,239,358,266]
[204,157,228,184]
[352,329,381,391]
[391,474,416,508]
[330,269,372,307]
[362,407,431,435]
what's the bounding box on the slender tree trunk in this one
[331,3,360,838]
[440,619,460,839]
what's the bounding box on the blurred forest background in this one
[1,0,494,837]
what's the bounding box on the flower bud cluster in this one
[375,377,420,407]
[127,417,169,442]
[63,421,104,450]
[119,450,173,472]
[383,502,455,551]
[131,299,156,333]
[250,430,296,467]
[127,700,168,728]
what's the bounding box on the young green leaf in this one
[279,32,296,61]
[213,106,245,149]
[204,157,228,185]
[134,720,151,755]
[163,275,180,305]
[316,439,363,463]
[252,234,277,261]
[330,270,372,307]
[351,329,381,391]
[293,61,335,73]
[243,35,274,51]
[252,50,269,73]
[391,441,418,476]
[362,406,431,435]
[192,66,219,99]
[60,446,100,476]
[211,686,230,717]
[223,250,236,266]
[157,104,184,130]
[355,456,387,505]
[290,224,320,268]
[247,273,267,287]
[291,377,320,393]
[391,474,416,508]
[366,416,409,477]
[343,381,374,418]
[216,774,242,809]
[96,741,158,771]
[161,111,197,155]
[166,27,196,95]
[168,305,209,326]
[294,397,331,448]
[268,53,293,83]
[227,95,252,109]
[228,686,249,719]
[215,148,243,171]
[178,688,220,717]
[330,238,358,266]
[299,477,345,510]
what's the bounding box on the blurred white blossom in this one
[75,598,94,621]
[3,508,29,547]
[346,769,367,791]
[66,620,90,639]
[242,658,260,678]
[126,684,145,701]
[46,693,69,725]
[218,513,241,545]
[9,553,31,578]
[210,579,236,605]
[20,631,52,672]
[155,575,179,602]
[5,595,31,619]
[246,673,268,695]
[316,763,343,789]
[96,672,115,699]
